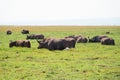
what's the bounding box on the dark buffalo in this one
[6,30,12,35]
[76,37,88,43]
[101,38,115,45]
[89,35,108,42]
[37,38,76,50]
[9,40,31,48]
[21,29,29,34]
[26,34,44,39]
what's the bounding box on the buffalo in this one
[76,37,88,43]
[37,38,76,50]
[6,30,12,35]
[88,35,108,42]
[37,38,66,50]
[101,38,115,45]
[9,40,31,48]
[21,29,29,34]
[26,34,44,40]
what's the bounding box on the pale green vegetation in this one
[0,26,120,80]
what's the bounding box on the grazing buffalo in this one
[9,40,31,48]
[37,38,76,50]
[89,35,108,42]
[101,38,115,45]
[21,29,29,34]
[76,37,88,43]
[6,30,12,35]
[26,34,44,40]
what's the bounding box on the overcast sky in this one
[0,0,120,25]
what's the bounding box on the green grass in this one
[0,26,120,80]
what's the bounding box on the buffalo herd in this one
[6,30,115,50]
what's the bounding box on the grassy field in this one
[0,26,120,80]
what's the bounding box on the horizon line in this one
[0,25,120,27]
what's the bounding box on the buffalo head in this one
[9,41,16,47]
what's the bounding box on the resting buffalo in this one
[89,35,108,42]
[9,40,31,48]
[101,38,115,45]
[76,37,88,43]
[37,38,65,50]
[37,38,76,50]
[26,34,44,39]
[6,30,12,35]
[21,29,29,34]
